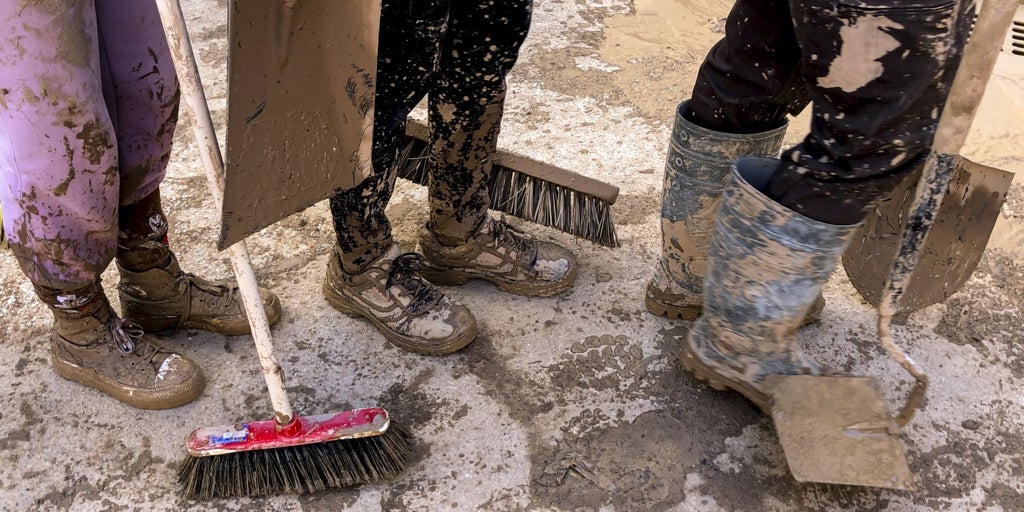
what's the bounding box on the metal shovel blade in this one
[843,156,1013,314]
[768,375,913,490]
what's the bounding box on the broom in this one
[398,119,621,248]
[156,0,410,499]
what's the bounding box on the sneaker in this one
[418,217,577,298]
[50,295,205,410]
[323,245,477,355]
[118,254,282,336]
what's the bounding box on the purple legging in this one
[0,0,178,291]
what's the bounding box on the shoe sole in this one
[322,281,477,356]
[680,345,770,414]
[51,355,205,410]
[418,264,578,298]
[645,293,701,320]
[647,286,824,327]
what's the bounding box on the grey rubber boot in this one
[682,157,859,412]
[647,101,810,320]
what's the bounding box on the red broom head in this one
[179,408,411,499]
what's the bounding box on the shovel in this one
[768,0,1020,489]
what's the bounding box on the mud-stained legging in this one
[687,0,975,224]
[329,0,534,273]
[0,0,179,291]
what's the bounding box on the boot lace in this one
[386,253,443,316]
[172,272,242,330]
[491,218,538,267]
[108,317,145,353]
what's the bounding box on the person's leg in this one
[424,0,533,242]
[324,0,477,355]
[90,0,280,335]
[0,0,203,409]
[418,0,577,298]
[766,0,976,225]
[648,0,820,320]
[684,0,974,409]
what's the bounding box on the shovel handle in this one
[156,0,295,425]
[877,0,1018,430]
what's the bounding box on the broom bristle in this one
[397,137,619,247]
[178,422,411,500]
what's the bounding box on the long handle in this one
[156,0,295,425]
[878,0,1017,432]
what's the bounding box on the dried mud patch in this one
[935,252,1024,377]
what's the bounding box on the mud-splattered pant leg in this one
[426,0,533,244]
[329,0,450,273]
[0,0,178,291]
[690,0,973,224]
[329,0,533,271]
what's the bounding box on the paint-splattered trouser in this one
[0,0,178,291]
[687,0,974,224]
[329,0,533,273]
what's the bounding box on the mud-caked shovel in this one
[766,0,1020,490]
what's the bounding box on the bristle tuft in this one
[396,137,619,247]
[179,422,411,500]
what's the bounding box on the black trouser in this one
[688,0,974,224]
[329,0,533,273]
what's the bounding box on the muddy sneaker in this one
[323,245,477,355]
[418,218,577,298]
[118,254,282,336]
[49,293,205,410]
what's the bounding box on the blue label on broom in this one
[209,424,249,445]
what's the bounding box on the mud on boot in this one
[418,217,577,298]
[323,245,477,355]
[42,284,205,410]
[647,100,826,321]
[682,157,858,412]
[117,253,282,336]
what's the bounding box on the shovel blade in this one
[769,375,913,490]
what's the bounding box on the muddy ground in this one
[2,0,1023,511]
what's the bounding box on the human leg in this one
[0,0,203,408]
[324,0,477,354]
[418,0,577,297]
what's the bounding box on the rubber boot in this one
[40,282,205,409]
[646,101,825,322]
[682,157,859,412]
[116,189,281,335]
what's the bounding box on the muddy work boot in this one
[41,284,205,410]
[323,245,477,355]
[418,217,577,298]
[646,101,831,322]
[118,254,282,336]
[682,157,858,412]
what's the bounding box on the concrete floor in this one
[2,0,1023,510]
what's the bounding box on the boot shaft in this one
[117,188,171,272]
[35,281,114,345]
[702,157,858,355]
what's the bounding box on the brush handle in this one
[156,0,295,424]
[877,0,1018,430]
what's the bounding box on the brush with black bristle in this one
[0,200,7,250]
[398,119,620,248]
[178,407,412,499]
[155,0,413,500]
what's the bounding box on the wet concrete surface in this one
[2,0,1023,510]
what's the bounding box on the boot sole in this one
[680,345,770,414]
[322,281,477,356]
[647,290,824,327]
[645,293,701,320]
[51,355,205,410]
[418,265,577,298]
